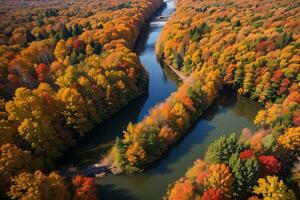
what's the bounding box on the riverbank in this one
[57,0,178,178]
[98,89,260,200]
[159,58,188,81]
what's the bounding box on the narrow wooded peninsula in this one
[0,0,299,199]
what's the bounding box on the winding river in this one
[59,0,261,199]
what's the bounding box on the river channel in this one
[59,0,261,199]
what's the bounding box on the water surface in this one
[98,89,260,200]
[59,0,177,169]
[59,1,261,199]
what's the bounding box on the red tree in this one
[202,188,222,200]
[72,175,98,200]
[240,149,255,160]
[258,155,281,174]
[36,63,49,82]
[73,39,86,51]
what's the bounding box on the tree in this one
[111,137,126,169]
[277,127,300,151]
[59,25,70,40]
[56,87,94,135]
[253,176,296,200]
[17,116,62,160]
[291,157,300,188]
[257,155,281,175]
[85,44,94,55]
[69,51,78,65]
[0,99,16,146]
[0,144,34,198]
[126,142,146,167]
[159,125,177,146]
[239,149,255,160]
[55,65,79,88]
[36,63,49,82]
[229,153,260,199]
[5,86,62,160]
[276,32,293,48]
[54,40,68,61]
[173,53,183,70]
[185,159,207,180]
[168,178,195,200]
[203,164,234,199]
[72,175,98,200]
[204,133,248,165]
[8,171,69,200]
[72,24,82,36]
[73,39,86,52]
[201,188,222,200]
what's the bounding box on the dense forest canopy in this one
[153,0,299,199]
[111,0,299,173]
[0,0,299,199]
[0,0,163,199]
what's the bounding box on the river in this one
[58,0,261,199]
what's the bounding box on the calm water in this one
[98,90,260,200]
[59,1,261,199]
[58,0,177,169]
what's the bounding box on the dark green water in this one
[98,90,260,200]
[59,0,261,199]
[58,0,177,169]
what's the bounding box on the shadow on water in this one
[57,0,261,199]
[99,184,139,200]
[57,94,148,168]
[146,88,257,176]
[57,0,178,169]
[98,88,260,200]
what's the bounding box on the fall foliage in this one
[112,66,223,172]
[159,0,299,199]
[0,0,163,198]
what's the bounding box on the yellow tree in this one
[0,143,34,198]
[8,170,70,200]
[253,176,296,200]
[56,87,94,135]
[54,40,68,61]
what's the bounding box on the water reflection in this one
[57,0,177,169]
[58,94,148,168]
[98,88,260,200]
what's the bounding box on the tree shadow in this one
[57,93,148,168]
[146,88,253,175]
[98,184,139,200]
[148,120,215,175]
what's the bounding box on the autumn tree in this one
[72,175,98,200]
[8,171,69,200]
[253,176,296,200]
[0,144,34,198]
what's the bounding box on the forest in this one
[0,0,163,199]
[0,0,299,199]
[154,0,299,199]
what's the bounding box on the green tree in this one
[204,133,249,165]
[228,153,260,199]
